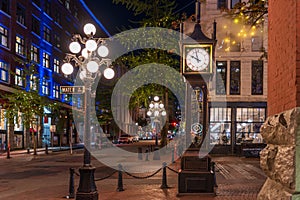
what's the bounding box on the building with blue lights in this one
[0,0,110,150]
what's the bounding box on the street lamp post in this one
[62,23,115,200]
[147,96,166,146]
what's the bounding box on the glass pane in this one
[230,61,240,94]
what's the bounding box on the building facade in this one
[0,0,109,150]
[183,0,268,154]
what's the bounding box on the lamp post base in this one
[76,166,98,200]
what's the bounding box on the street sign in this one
[60,86,85,94]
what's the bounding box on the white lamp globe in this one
[154,110,160,116]
[79,70,86,80]
[61,63,74,75]
[149,103,154,108]
[97,45,109,57]
[85,39,97,52]
[154,96,159,101]
[81,48,89,58]
[147,111,152,116]
[87,61,99,73]
[154,103,159,108]
[159,103,164,109]
[69,41,81,54]
[161,111,167,116]
[83,23,96,35]
[103,68,115,79]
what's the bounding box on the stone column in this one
[258,108,300,199]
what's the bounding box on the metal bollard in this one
[45,144,49,155]
[171,148,174,163]
[211,162,218,187]
[27,148,30,154]
[145,148,149,161]
[117,164,124,191]
[138,147,142,160]
[69,168,75,198]
[160,162,168,189]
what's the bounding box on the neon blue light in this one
[79,0,111,37]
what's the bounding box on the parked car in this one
[118,134,134,144]
[132,134,139,142]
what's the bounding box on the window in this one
[15,68,24,87]
[252,35,263,52]
[231,0,240,8]
[43,26,51,42]
[30,45,39,62]
[32,0,40,7]
[44,0,51,16]
[209,107,232,145]
[42,52,50,68]
[0,0,9,14]
[65,0,70,10]
[0,25,8,47]
[54,11,61,25]
[53,58,60,73]
[53,33,61,48]
[53,83,60,99]
[32,17,40,35]
[17,4,26,25]
[221,33,241,52]
[30,74,38,91]
[0,61,8,82]
[16,35,25,56]
[230,61,240,95]
[218,0,227,9]
[236,108,265,144]
[216,61,227,95]
[252,60,263,95]
[42,77,49,95]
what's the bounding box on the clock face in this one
[186,48,210,71]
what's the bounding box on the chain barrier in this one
[94,169,118,181]
[166,166,179,174]
[122,166,162,179]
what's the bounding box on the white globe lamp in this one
[103,68,115,79]
[81,48,89,58]
[69,41,81,54]
[61,63,74,75]
[83,23,96,35]
[97,45,109,57]
[85,40,97,52]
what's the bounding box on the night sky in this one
[84,0,195,36]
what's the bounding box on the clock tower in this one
[180,0,217,148]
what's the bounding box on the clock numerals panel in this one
[183,45,213,74]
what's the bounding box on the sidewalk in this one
[0,148,266,200]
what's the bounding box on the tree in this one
[112,0,182,147]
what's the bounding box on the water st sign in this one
[60,86,85,94]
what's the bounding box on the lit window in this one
[0,25,8,47]
[230,61,240,95]
[30,45,39,63]
[252,60,263,95]
[43,26,51,42]
[42,77,49,95]
[30,74,38,91]
[0,60,8,82]
[53,58,60,73]
[17,4,26,25]
[43,52,50,68]
[16,35,25,56]
[216,61,227,95]
[15,68,24,87]
[53,83,60,99]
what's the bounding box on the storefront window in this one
[236,108,265,144]
[209,107,231,145]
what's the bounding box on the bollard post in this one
[117,164,124,191]
[27,148,30,154]
[138,147,142,160]
[145,148,149,161]
[160,162,168,189]
[211,162,218,187]
[45,144,49,155]
[69,168,75,198]
[153,146,160,160]
[171,148,174,163]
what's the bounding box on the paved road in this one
[0,148,266,200]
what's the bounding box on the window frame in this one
[15,67,24,87]
[43,25,51,43]
[15,35,25,56]
[42,52,50,69]
[229,61,241,95]
[216,61,227,95]
[30,44,39,63]
[0,60,8,82]
[251,60,264,95]
[16,3,26,26]
[0,25,8,47]
[32,16,40,35]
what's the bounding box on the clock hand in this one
[191,55,201,63]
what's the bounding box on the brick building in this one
[0,0,109,150]
[183,0,268,154]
